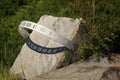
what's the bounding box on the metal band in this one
[26,37,65,54]
[18,21,74,50]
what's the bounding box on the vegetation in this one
[0,0,120,79]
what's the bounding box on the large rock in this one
[10,15,84,79]
[100,67,120,80]
[32,57,120,80]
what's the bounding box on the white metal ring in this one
[18,21,74,50]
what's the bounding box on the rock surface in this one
[100,67,120,80]
[10,15,83,79]
[32,57,120,80]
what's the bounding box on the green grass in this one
[0,0,120,79]
[0,67,19,80]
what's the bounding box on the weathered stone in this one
[32,57,120,80]
[100,67,120,80]
[10,15,84,79]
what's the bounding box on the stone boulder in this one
[100,67,120,80]
[10,15,85,79]
[32,57,120,80]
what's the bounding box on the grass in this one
[0,68,19,80]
